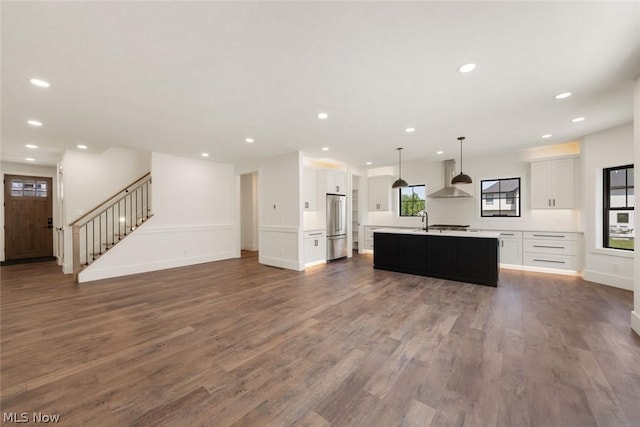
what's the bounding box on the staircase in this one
[70,173,152,283]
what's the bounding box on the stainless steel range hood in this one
[428,159,472,198]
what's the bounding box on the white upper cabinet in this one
[303,168,317,211]
[326,170,347,195]
[368,176,392,211]
[530,157,575,209]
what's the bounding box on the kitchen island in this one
[373,228,500,286]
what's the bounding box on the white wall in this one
[582,124,634,290]
[79,152,236,282]
[365,143,581,233]
[258,151,303,270]
[60,147,151,273]
[241,173,258,251]
[633,76,640,336]
[0,161,59,262]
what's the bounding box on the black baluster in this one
[92,219,96,261]
[98,213,102,255]
[85,225,89,266]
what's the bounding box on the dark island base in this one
[373,233,499,287]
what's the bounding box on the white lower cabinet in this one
[304,230,326,265]
[522,231,578,271]
[497,231,522,266]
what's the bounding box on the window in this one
[399,185,426,216]
[604,165,634,251]
[10,179,47,197]
[481,178,520,217]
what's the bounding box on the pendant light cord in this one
[458,137,465,173]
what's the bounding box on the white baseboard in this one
[259,255,304,271]
[79,251,234,283]
[242,244,258,251]
[305,259,327,268]
[582,270,633,291]
[497,263,580,277]
[631,311,640,337]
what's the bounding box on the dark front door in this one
[4,174,53,260]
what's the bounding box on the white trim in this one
[631,311,640,337]
[79,251,235,283]
[518,264,580,276]
[242,244,258,251]
[590,247,634,259]
[138,224,234,234]
[305,259,326,268]
[259,255,304,271]
[583,270,633,291]
[260,225,299,233]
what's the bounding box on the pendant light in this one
[451,136,472,184]
[392,147,409,188]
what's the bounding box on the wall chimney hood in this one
[428,159,472,198]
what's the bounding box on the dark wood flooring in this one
[1,252,639,426]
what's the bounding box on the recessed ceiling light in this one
[572,117,585,122]
[555,92,572,99]
[25,157,35,162]
[245,138,254,143]
[30,78,50,88]
[436,150,444,155]
[405,127,416,133]
[366,161,372,165]
[201,153,209,157]
[317,112,329,120]
[27,120,42,127]
[77,144,88,150]
[542,134,552,139]
[321,147,329,151]
[457,63,476,73]
[25,144,38,149]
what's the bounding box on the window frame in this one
[398,184,426,217]
[480,177,521,218]
[603,164,634,251]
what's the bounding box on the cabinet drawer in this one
[523,253,576,270]
[523,231,577,241]
[304,230,326,239]
[524,239,576,256]
[497,231,522,239]
[364,239,374,250]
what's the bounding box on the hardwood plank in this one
[1,254,637,426]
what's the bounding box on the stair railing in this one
[70,173,152,283]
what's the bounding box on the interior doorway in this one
[4,174,54,261]
[240,172,258,254]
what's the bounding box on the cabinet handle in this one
[532,234,564,238]
[548,199,551,206]
[304,202,309,209]
[336,186,340,192]
[376,203,380,210]
[501,233,515,236]
[533,245,564,249]
[314,239,318,246]
[553,199,556,206]
[501,240,504,247]
[309,232,323,236]
[533,259,565,264]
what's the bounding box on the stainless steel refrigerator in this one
[326,194,348,261]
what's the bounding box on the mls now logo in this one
[3,412,61,423]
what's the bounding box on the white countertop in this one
[374,228,500,239]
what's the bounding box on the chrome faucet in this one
[420,210,429,231]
